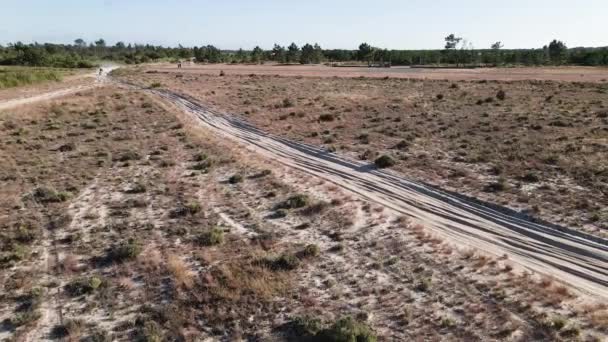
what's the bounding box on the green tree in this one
[548,39,567,65]
[300,43,314,64]
[271,44,286,63]
[444,34,462,65]
[74,39,86,48]
[194,45,222,63]
[357,43,374,63]
[235,48,247,63]
[287,43,300,63]
[444,34,462,50]
[312,43,323,64]
[251,46,264,64]
[491,41,503,65]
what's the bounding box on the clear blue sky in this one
[1,0,606,50]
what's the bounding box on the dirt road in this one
[145,86,608,299]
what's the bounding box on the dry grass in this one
[166,253,194,290]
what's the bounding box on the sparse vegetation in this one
[108,239,142,262]
[2,53,607,341]
[289,316,377,342]
[280,194,310,209]
[196,227,224,246]
[30,186,71,203]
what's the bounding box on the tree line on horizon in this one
[1,36,607,68]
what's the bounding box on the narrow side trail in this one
[147,87,608,299]
[0,66,116,111]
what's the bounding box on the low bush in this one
[414,277,431,292]
[289,316,377,342]
[228,174,243,184]
[263,253,300,271]
[51,319,85,339]
[301,201,329,216]
[115,151,141,162]
[196,227,224,246]
[9,310,41,328]
[65,276,104,296]
[108,239,142,263]
[496,89,506,100]
[125,182,146,194]
[374,155,395,168]
[521,172,540,183]
[282,98,295,107]
[299,244,320,258]
[319,113,335,122]
[484,179,507,192]
[280,194,310,209]
[31,186,70,203]
[168,205,189,219]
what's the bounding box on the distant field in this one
[148,62,608,82]
[0,66,77,89]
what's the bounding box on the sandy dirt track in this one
[0,67,114,111]
[149,63,608,82]
[139,85,608,300]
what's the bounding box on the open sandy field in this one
[123,66,608,239]
[0,66,607,341]
[149,63,608,83]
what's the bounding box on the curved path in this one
[148,87,608,299]
[0,66,116,111]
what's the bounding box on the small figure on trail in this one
[99,68,103,76]
[178,62,182,69]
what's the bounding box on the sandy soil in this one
[118,70,608,240]
[146,63,608,82]
[1,68,607,340]
[147,86,608,300]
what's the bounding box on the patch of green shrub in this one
[9,310,41,327]
[115,151,141,162]
[374,155,395,168]
[196,227,224,246]
[299,244,320,258]
[264,253,300,271]
[228,174,243,184]
[31,186,70,203]
[414,277,431,292]
[108,239,142,262]
[65,276,104,296]
[319,113,335,122]
[280,194,310,209]
[289,316,376,342]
